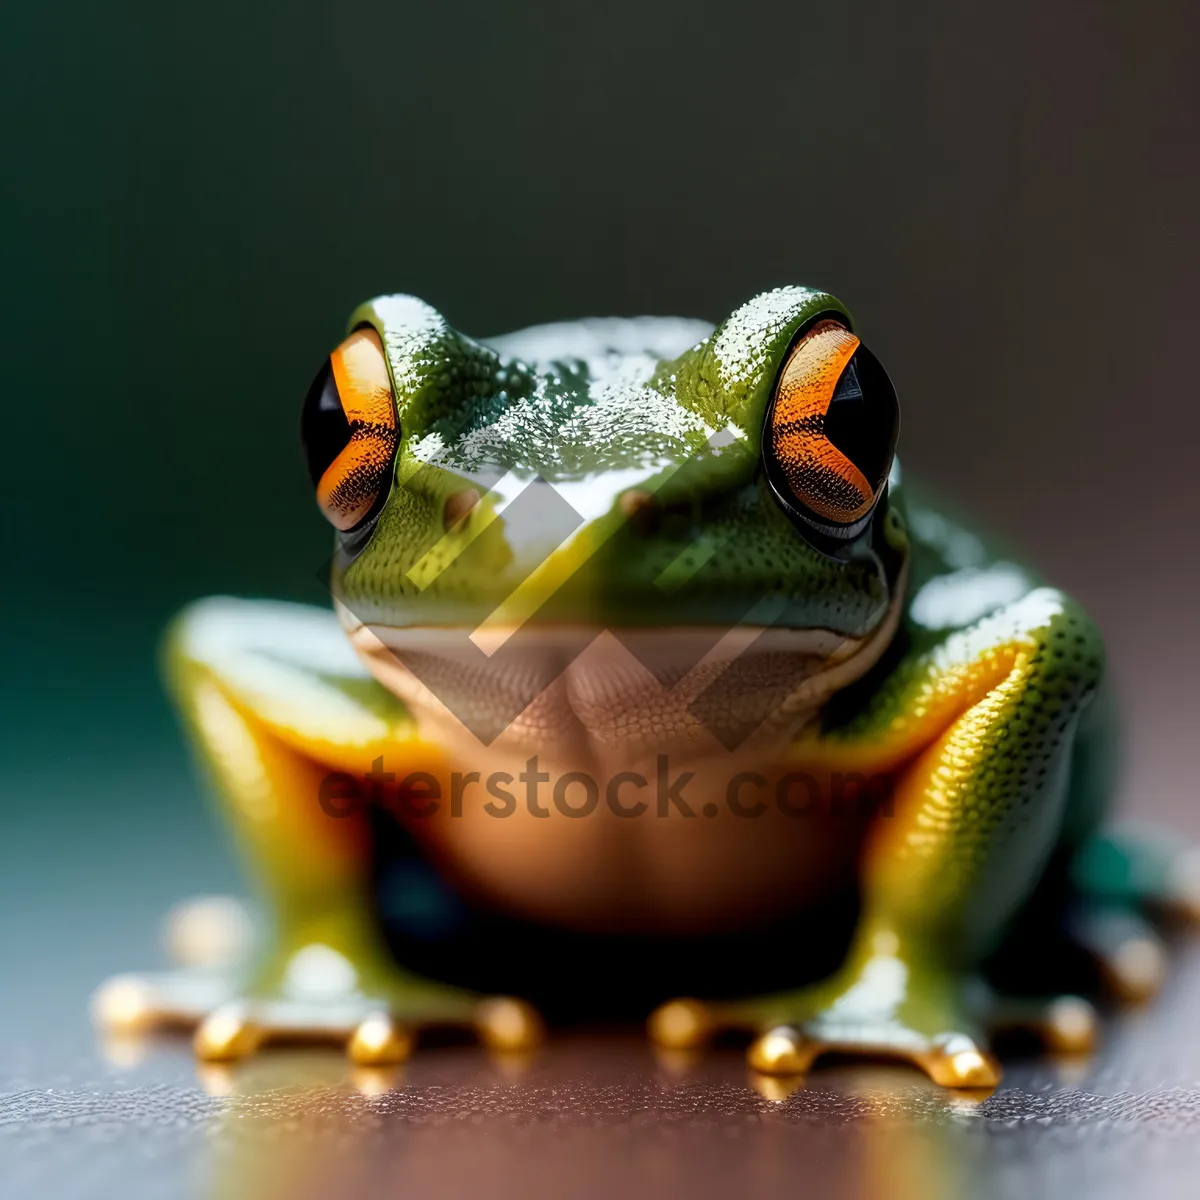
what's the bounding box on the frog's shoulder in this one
[818,476,1057,734]
[895,472,1045,637]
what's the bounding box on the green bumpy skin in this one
[337,289,884,633]
[91,287,1195,1089]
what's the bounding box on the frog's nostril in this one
[443,488,482,532]
[618,488,660,535]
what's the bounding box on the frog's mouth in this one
[340,576,904,769]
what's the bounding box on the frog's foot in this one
[190,945,542,1066]
[91,895,258,1035]
[1061,902,1168,1003]
[93,901,542,1065]
[649,949,1100,1088]
[1059,826,1200,1003]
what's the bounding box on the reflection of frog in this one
[95,287,1196,1087]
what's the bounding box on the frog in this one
[94,286,1199,1088]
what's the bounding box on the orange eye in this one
[300,328,399,531]
[764,318,899,543]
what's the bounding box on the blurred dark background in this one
[2,0,1198,1039]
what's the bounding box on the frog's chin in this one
[338,583,904,775]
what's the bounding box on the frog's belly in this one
[349,617,904,935]
[403,749,876,936]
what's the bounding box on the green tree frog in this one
[95,287,1197,1088]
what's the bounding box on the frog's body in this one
[96,289,1195,1087]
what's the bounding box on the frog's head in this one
[301,288,907,762]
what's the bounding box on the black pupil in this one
[821,344,899,492]
[300,359,351,487]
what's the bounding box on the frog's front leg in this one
[652,587,1106,1087]
[92,598,540,1064]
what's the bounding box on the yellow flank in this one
[174,643,424,776]
[185,673,369,887]
[204,674,437,782]
[862,641,1038,915]
[789,639,1026,778]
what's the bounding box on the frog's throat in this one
[341,568,905,772]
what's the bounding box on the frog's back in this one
[483,315,715,384]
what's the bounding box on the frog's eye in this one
[763,318,899,544]
[301,327,399,531]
